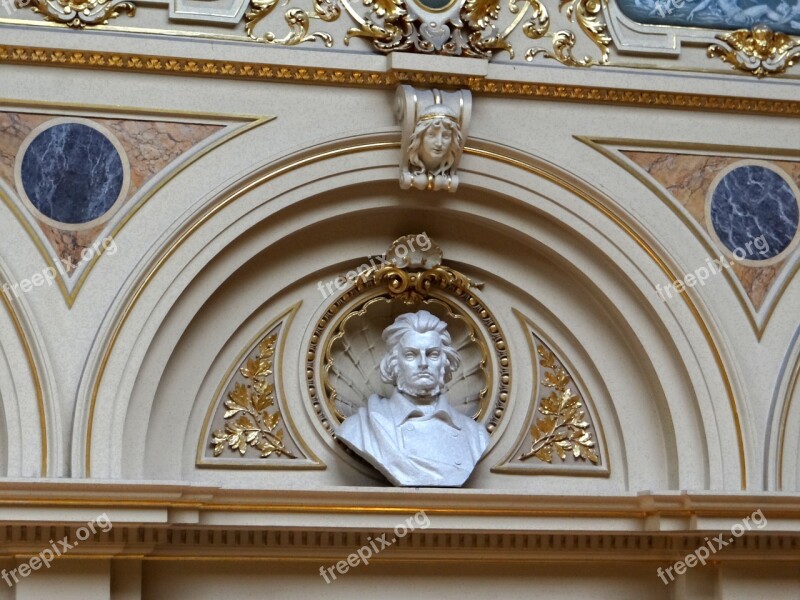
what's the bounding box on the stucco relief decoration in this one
[339,0,611,62]
[246,0,341,46]
[520,343,599,463]
[18,0,135,27]
[208,0,612,64]
[209,333,296,459]
[306,235,511,485]
[494,318,606,475]
[244,0,611,61]
[396,86,470,193]
[707,24,800,76]
[14,0,616,69]
[199,309,322,468]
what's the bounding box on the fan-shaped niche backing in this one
[324,295,489,423]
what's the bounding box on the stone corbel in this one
[395,85,471,193]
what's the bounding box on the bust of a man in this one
[336,310,489,486]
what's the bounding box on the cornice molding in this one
[1,526,798,561]
[0,481,799,519]
[2,44,800,116]
[0,483,799,559]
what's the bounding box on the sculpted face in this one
[419,122,453,170]
[395,330,447,399]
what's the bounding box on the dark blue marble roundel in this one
[20,122,125,225]
[710,165,799,260]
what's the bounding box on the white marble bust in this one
[336,310,489,486]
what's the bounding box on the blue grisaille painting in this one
[21,122,125,225]
[616,0,800,36]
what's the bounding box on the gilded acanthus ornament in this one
[339,0,610,60]
[707,24,800,77]
[245,0,340,46]
[210,334,297,459]
[18,0,135,27]
[16,0,612,68]
[396,86,471,193]
[522,0,610,66]
[239,0,610,62]
[521,344,598,464]
[344,0,512,56]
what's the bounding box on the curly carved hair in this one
[407,111,462,177]
[379,310,461,385]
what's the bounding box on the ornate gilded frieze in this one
[20,0,135,27]
[8,0,800,78]
[245,0,341,46]
[243,0,611,63]
[494,312,606,475]
[708,25,800,77]
[198,304,323,468]
[306,235,511,472]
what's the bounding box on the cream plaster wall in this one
[0,22,799,597]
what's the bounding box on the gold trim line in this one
[2,45,800,116]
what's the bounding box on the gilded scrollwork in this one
[339,0,609,59]
[522,0,610,66]
[356,263,476,304]
[343,0,513,56]
[246,0,341,46]
[19,0,135,28]
[14,0,613,67]
[707,24,800,77]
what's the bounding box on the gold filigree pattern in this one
[522,0,610,66]
[337,0,609,59]
[355,264,476,304]
[343,0,513,56]
[210,334,297,459]
[521,344,598,463]
[708,24,800,78]
[18,0,134,27]
[245,0,340,47]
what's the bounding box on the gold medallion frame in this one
[306,261,511,447]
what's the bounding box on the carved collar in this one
[388,390,462,430]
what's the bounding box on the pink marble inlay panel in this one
[624,150,800,311]
[0,111,223,276]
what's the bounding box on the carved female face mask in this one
[419,122,453,170]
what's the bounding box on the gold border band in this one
[2,45,800,117]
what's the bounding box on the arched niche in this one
[74,136,747,492]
